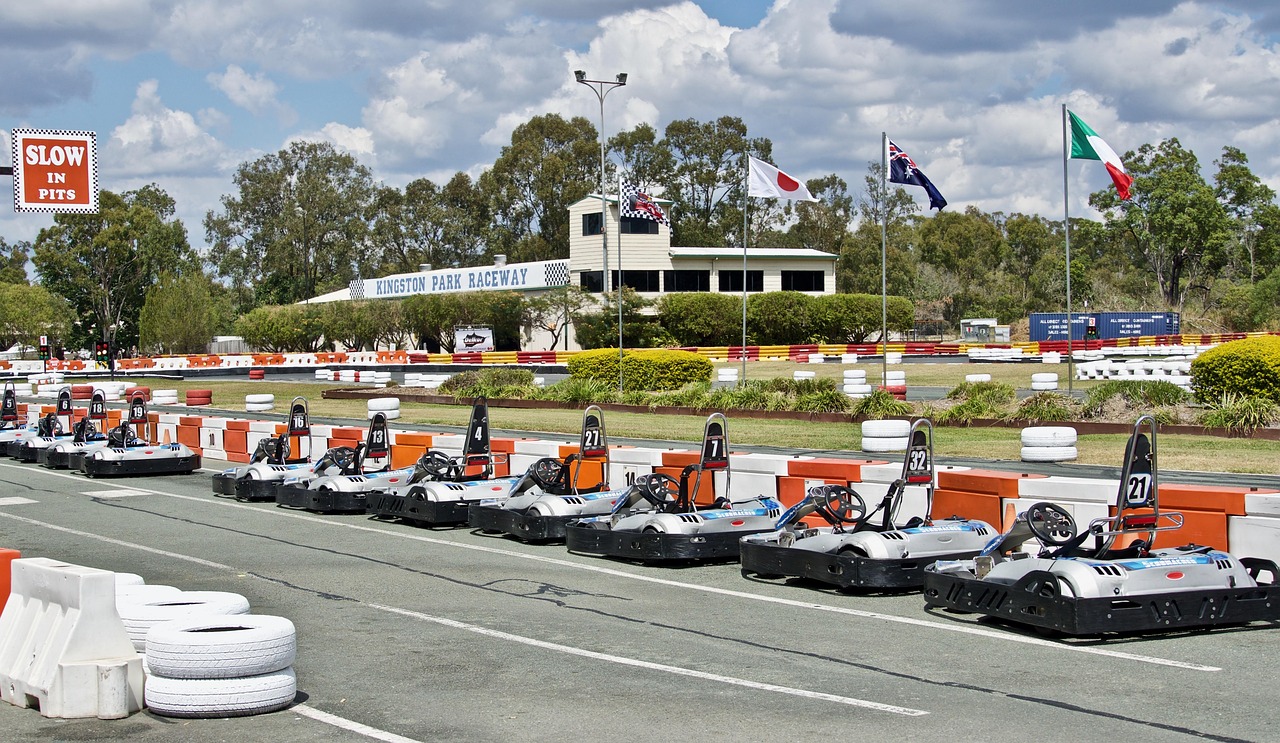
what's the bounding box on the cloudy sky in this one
[3,0,1279,254]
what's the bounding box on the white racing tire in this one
[144,667,296,718]
[1030,373,1059,383]
[1030,381,1060,391]
[366,397,401,412]
[860,419,911,438]
[842,384,873,395]
[117,584,182,611]
[861,436,909,453]
[119,591,251,652]
[1020,426,1078,447]
[964,374,991,383]
[245,403,275,413]
[146,615,296,679]
[244,394,275,405]
[1020,445,1078,462]
[367,409,401,420]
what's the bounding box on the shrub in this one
[568,348,711,391]
[541,377,618,404]
[1197,393,1280,433]
[850,389,912,418]
[746,291,813,345]
[437,368,536,400]
[1190,335,1280,404]
[1002,392,1081,423]
[656,293,742,347]
[793,390,850,413]
[1083,380,1189,416]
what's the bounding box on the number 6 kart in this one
[41,390,111,468]
[467,405,619,541]
[922,416,1280,636]
[566,413,783,563]
[739,420,997,590]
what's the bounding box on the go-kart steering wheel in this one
[529,457,565,489]
[637,473,681,509]
[1026,502,1077,546]
[416,450,457,481]
[812,485,867,525]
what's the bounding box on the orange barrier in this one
[0,548,19,613]
[391,432,433,469]
[934,468,1046,526]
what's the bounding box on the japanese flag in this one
[747,156,817,201]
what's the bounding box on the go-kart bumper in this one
[235,478,282,502]
[4,440,26,458]
[275,484,366,514]
[468,504,570,541]
[565,525,769,562]
[81,453,201,478]
[921,558,1280,636]
[739,541,971,589]
[211,472,239,495]
[14,444,43,463]
[41,448,74,469]
[368,492,470,525]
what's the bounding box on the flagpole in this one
[616,173,625,394]
[880,132,889,390]
[741,158,749,384]
[1061,104,1074,395]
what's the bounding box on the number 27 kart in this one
[922,416,1280,636]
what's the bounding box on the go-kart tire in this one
[861,436,909,452]
[145,615,296,679]
[1019,445,1077,462]
[244,394,275,405]
[366,397,401,411]
[860,419,910,438]
[1020,426,1077,447]
[144,667,296,718]
[119,591,251,652]
[245,402,274,413]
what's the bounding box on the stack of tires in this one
[124,386,151,401]
[715,367,739,386]
[842,369,871,398]
[860,419,910,453]
[1020,426,1078,462]
[368,397,401,420]
[71,384,95,400]
[248,369,266,380]
[879,370,907,400]
[152,389,180,406]
[1030,373,1059,391]
[245,394,275,413]
[186,389,213,406]
[792,370,816,382]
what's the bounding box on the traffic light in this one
[38,342,50,361]
[95,340,110,364]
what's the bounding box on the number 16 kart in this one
[922,416,1280,636]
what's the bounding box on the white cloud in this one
[105,80,229,178]
[288,123,376,163]
[207,65,296,125]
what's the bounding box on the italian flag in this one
[1068,110,1133,200]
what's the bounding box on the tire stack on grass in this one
[964,373,991,383]
[144,614,297,719]
[186,389,213,407]
[152,389,180,406]
[715,367,739,386]
[124,386,151,401]
[860,419,910,453]
[1020,426,1077,463]
[248,369,266,380]
[71,384,95,401]
[879,370,907,400]
[368,397,401,420]
[842,369,871,398]
[245,394,275,413]
[1030,373,1059,391]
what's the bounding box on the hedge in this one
[567,348,711,390]
[1190,335,1280,404]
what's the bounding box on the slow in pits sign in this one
[10,128,99,214]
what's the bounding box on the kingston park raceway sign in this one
[11,128,99,214]
[349,259,570,300]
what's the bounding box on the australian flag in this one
[620,182,670,225]
[888,140,947,211]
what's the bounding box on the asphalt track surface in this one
[2,456,1278,742]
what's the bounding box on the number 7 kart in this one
[922,416,1280,636]
[739,419,997,589]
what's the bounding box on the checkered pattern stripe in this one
[544,261,569,287]
[11,128,99,214]
[348,279,366,299]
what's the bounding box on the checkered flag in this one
[619,182,669,226]
[544,262,569,287]
[348,279,366,299]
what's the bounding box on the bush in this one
[1002,392,1081,423]
[656,293,742,347]
[1197,393,1280,433]
[746,291,813,345]
[1191,335,1280,404]
[1083,379,1189,418]
[437,368,536,400]
[568,348,711,391]
[850,389,912,418]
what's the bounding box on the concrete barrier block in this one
[0,558,143,719]
[1018,475,1117,503]
[1228,515,1280,563]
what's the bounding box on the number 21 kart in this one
[922,416,1280,636]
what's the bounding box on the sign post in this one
[9,129,99,214]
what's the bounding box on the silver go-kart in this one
[923,416,1280,636]
[81,395,200,477]
[11,388,77,461]
[276,412,401,513]
[42,391,111,469]
[212,397,315,500]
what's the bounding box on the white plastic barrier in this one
[0,558,144,719]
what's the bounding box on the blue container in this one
[1028,312,1092,342]
[1095,311,1179,339]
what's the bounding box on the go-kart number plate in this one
[581,423,606,458]
[1125,473,1153,507]
[702,434,728,469]
[905,445,930,483]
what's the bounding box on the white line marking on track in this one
[0,508,924,717]
[0,496,37,506]
[4,463,1223,672]
[82,489,147,498]
[292,704,426,743]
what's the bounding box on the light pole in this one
[575,70,627,391]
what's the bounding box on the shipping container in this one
[1028,311,1180,342]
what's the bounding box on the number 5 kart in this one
[739,419,997,590]
[922,416,1280,636]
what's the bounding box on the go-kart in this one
[740,420,996,589]
[276,412,401,513]
[0,382,36,450]
[42,391,111,468]
[80,394,200,477]
[10,387,75,461]
[566,413,783,562]
[367,398,519,526]
[212,397,315,500]
[922,416,1280,636]
[467,405,618,541]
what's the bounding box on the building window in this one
[781,270,824,292]
[718,270,763,292]
[580,270,604,293]
[620,217,659,235]
[619,270,661,292]
[582,212,603,236]
[664,270,710,292]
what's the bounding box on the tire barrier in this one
[715,367,739,384]
[842,369,870,398]
[151,389,180,406]
[71,384,94,400]
[1030,372,1060,391]
[117,591,251,653]
[964,373,991,383]
[186,389,213,407]
[0,558,144,719]
[244,393,274,413]
[1020,426,1078,462]
[123,387,150,402]
[145,615,296,680]
[143,667,296,718]
[247,369,265,380]
[860,419,910,453]
[367,397,401,420]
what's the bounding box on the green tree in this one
[0,238,30,284]
[655,292,742,347]
[746,291,813,345]
[368,173,493,276]
[662,116,777,247]
[609,123,674,193]
[1090,138,1232,309]
[402,293,462,352]
[233,304,325,352]
[205,140,375,311]
[321,301,385,352]
[0,283,73,352]
[33,185,196,351]
[838,163,919,295]
[786,174,855,255]
[139,273,227,354]
[524,284,593,350]
[573,288,663,349]
[1214,146,1279,284]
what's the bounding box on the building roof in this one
[573,192,675,207]
[668,247,837,261]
